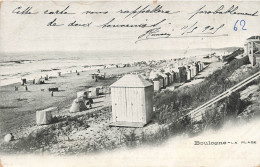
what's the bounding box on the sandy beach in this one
[0,66,146,137]
[0,56,227,155]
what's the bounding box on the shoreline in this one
[0,65,103,87]
[0,52,209,87]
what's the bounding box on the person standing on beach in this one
[51,91,54,97]
[25,85,28,91]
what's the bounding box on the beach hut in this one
[191,65,197,77]
[189,67,193,78]
[195,63,199,74]
[110,74,154,127]
[36,107,57,125]
[77,91,87,98]
[153,78,160,92]
[158,73,167,88]
[194,65,198,75]
[171,71,176,83]
[162,73,168,87]
[172,67,179,81]
[69,98,87,113]
[77,91,89,101]
[197,62,202,72]
[95,86,107,95]
[186,69,191,81]
[165,72,171,85]
[88,87,100,97]
[200,62,205,71]
[178,67,187,83]
[174,71,180,83]
[157,75,164,89]
[169,73,173,84]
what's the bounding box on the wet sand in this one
[0,66,146,136]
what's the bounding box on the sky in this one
[0,1,260,53]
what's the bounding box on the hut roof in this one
[111,74,153,88]
[247,36,260,40]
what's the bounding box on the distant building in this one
[110,75,154,127]
[244,36,260,66]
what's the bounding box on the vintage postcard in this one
[0,0,260,166]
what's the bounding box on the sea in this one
[0,49,211,86]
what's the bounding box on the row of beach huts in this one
[147,61,205,92]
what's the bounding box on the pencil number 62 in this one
[234,20,247,31]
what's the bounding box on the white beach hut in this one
[191,65,197,77]
[157,75,164,89]
[200,62,205,70]
[149,71,163,91]
[153,78,160,92]
[198,62,202,72]
[110,74,154,127]
[36,107,57,125]
[186,68,191,81]
[190,67,194,78]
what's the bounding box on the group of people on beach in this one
[15,81,58,97]
[15,68,104,98]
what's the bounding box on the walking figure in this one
[25,85,28,91]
